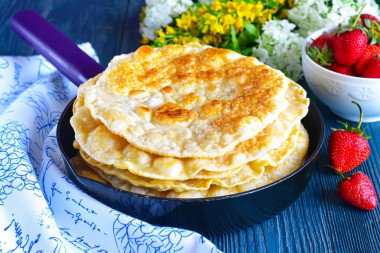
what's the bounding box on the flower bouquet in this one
[139,0,379,81]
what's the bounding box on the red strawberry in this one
[307,33,334,66]
[327,62,356,76]
[359,13,380,45]
[333,29,367,66]
[360,14,380,29]
[310,33,333,50]
[362,56,380,78]
[333,9,368,66]
[354,45,380,75]
[328,102,371,174]
[338,172,377,210]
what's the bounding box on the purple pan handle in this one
[10,10,105,86]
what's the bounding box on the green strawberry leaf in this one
[307,44,333,66]
[333,101,372,140]
[365,19,372,28]
[370,36,377,45]
[319,54,327,63]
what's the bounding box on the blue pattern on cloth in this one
[0,43,220,252]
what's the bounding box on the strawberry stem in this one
[352,101,363,129]
[327,165,346,179]
[352,4,367,27]
[334,101,371,140]
[350,101,372,139]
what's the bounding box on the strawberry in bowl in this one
[306,9,380,78]
[302,9,380,123]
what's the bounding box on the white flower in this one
[288,0,380,37]
[252,20,305,81]
[198,0,214,5]
[140,0,194,41]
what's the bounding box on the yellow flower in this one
[269,6,280,14]
[243,3,255,21]
[190,37,200,43]
[287,0,296,8]
[215,23,225,34]
[203,13,217,25]
[258,9,273,24]
[156,37,166,45]
[220,14,236,31]
[176,12,194,30]
[250,2,264,21]
[155,28,166,38]
[166,26,176,35]
[140,36,150,45]
[201,35,212,45]
[197,5,208,14]
[227,1,237,13]
[204,13,224,34]
[236,2,247,18]
[211,0,223,12]
[179,36,191,45]
[234,17,244,32]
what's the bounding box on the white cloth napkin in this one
[0,43,220,252]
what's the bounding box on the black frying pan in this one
[11,10,325,235]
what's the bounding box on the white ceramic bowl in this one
[302,26,380,123]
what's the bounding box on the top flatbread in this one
[80,43,290,158]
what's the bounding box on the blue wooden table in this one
[1,1,380,252]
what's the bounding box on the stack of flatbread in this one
[70,43,310,198]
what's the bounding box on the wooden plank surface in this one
[1,1,380,252]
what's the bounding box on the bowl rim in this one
[58,99,325,203]
[302,25,380,84]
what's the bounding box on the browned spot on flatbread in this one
[182,92,198,106]
[154,102,197,124]
[136,106,152,120]
[200,100,228,118]
[161,86,174,93]
[137,45,155,58]
[129,89,146,97]
[211,61,283,133]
